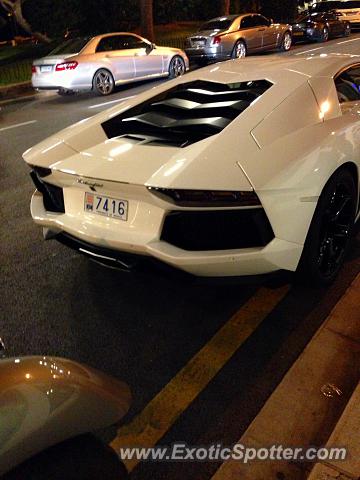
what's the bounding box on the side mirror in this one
[146,42,155,54]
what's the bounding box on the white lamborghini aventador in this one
[24,53,360,284]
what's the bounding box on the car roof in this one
[89,32,143,41]
[204,15,240,22]
[204,13,265,22]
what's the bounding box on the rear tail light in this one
[147,188,261,207]
[212,35,222,45]
[55,61,78,72]
[31,65,36,73]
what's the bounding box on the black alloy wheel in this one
[168,55,186,79]
[320,26,329,42]
[297,168,357,285]
[93,69,115,96]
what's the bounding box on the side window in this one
[253,15,270,27]
[335,65,360,103]
[96,36,119,52]
[120,35,149,49]
[96,35,148,52]
[325,13,336,20]
[241,16,255,29]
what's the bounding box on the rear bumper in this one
[303,28,322,40]
[31,71,92,92]
[185,47,228,62]
[30,189,303,277]
[55,231,190,278]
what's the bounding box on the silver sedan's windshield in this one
[310,1,342,11]
[199,19,233,31]
[49,37,90,55]
[295,13,324,22]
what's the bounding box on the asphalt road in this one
[1,36,360,480]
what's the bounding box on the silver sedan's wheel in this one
[93,69,115,96]
[169,56,186,79]
[232,41,247,59]
[280,31,292,51]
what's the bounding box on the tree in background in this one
[0,0,301,43]
[0,0,50,41]
[140,0,154,41]
[260,0,298,22]
[220,0,230,15]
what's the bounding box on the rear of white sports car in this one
[23,56,356,278]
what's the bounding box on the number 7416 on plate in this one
[84,192,128,221]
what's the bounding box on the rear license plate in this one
[193,40,206,47]
[84,192,128,221]
[40,65,53,73]
[293,32,304,36]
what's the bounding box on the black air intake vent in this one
[30,171,65,213]
[102,80,272,147]
[161,209,274,251]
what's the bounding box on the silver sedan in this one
[32,33,189,96]
[185,14,292,64]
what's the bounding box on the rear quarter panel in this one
[246,81,360,245]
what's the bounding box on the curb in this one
[0,81,34,101]
[211,272,360,480]
[307,381,360,480]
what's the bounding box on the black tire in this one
[93,69,115,96]
[231,40,247,59]
[296,168,357,286]
[2,434,129,480]
[318,26,329,42]
[168,55,186,79]
[279,31,292,52]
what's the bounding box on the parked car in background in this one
[185,14,292,64]
[31,33,189,96]
[310,1,360,29]
[0,355,131,479]
[292,11,351,42]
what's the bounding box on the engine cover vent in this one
[101,79,273,147]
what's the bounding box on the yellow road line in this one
[111,285,289,471]
[210,272,360,480]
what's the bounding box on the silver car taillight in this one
[55,61,78,72]
[212,35,222,45]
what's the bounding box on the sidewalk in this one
[0,81,33,102]
[211,273,360,480]
[308,381,360,479]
